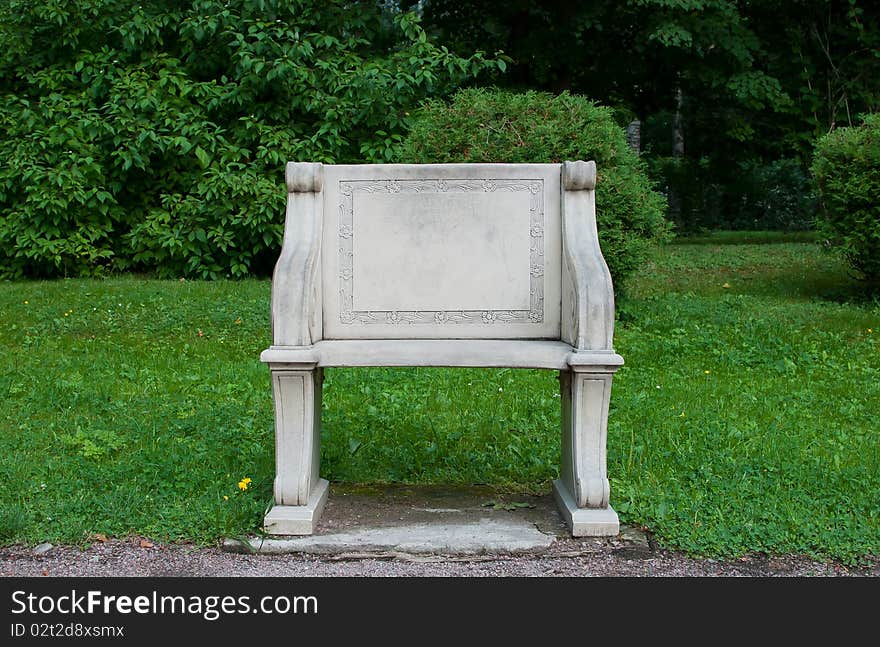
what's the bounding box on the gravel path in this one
[2,537,876,578]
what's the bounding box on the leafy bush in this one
[396,88,671,289]
[0,1,502,279]
[812,114,880,286]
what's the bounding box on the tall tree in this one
[746,0,880,158]
[416,1,788,138]
[414,0,879,228]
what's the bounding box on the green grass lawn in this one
[1,234,878,563]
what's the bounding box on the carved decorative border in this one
[338,178,544,325]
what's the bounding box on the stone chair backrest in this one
[272,161,614,353]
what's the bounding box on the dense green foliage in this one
[397,88,671,289]
[731,159,818,232]
[2,0,876,276]
[412,0,880,231]
[812,114,880,287]
[649,156,817,232]
[2,237,878,563]
[0,0,502,279]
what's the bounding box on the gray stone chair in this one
[261,161,623,536]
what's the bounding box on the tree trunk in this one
[626,120,641,155]
[668,86,685,226]
[672,86,685,158]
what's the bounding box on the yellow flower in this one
[223,495,229,501]
[23,300,28,305]
[237,477,252,491]
[704,370,710,374]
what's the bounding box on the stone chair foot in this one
[553,479,619,537]
[263,479,330,536]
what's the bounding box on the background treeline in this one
[1,0,878,284]
[412,0,879,233]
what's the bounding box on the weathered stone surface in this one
[352,190,531,312]
[619,525,650,547]
[238,519,554,555]
[263,479,329,535]
[261,340,623,369]
[33,542,53,555]
[263,162,622,538]
[614,525,652,558]
[553,480,619,537]
[321,164,561,340]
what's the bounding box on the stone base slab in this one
[553,479,619,537]
[263,478,330,535]
[228,517,555,555]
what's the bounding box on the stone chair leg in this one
[553,369,620,536]
[263,367,329,535]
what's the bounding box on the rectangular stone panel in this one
[352,190,531,312]
[322,164,561,340]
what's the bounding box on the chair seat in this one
[261,339,623,369]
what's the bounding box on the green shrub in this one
[811,114,880,287]
[0,1,502,279]
[396,88,671,289]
